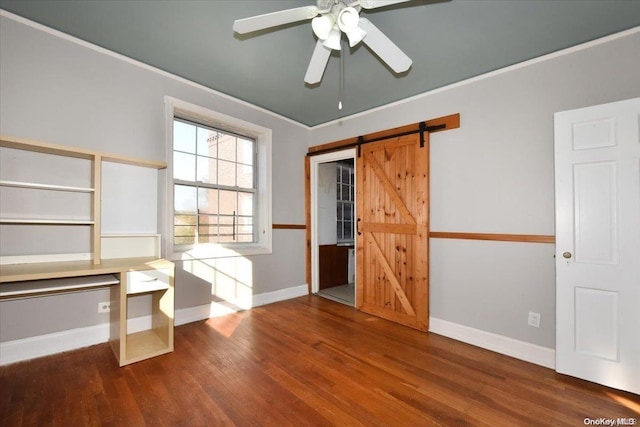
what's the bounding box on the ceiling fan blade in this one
[359,18,412,73]
[233,5,319,34]
[358,0,411,9]
[304,40,332,84]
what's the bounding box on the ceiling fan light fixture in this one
[337,7,360,33]
[323,26,342,51]
[311,14,335,40]
[337,7,365,47]
[346,25,366,47]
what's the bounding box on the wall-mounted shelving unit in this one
[0,135,166,264]
[0,135,174,366]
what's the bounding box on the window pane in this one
[197,127,219,158]
[174,235,196,246]
[174,214,196,245]
[218,134,236,162]
[174,121,196,154]
[238,192,253,216]
[237,216,253,237]
[174,214,197,226]
[237,138,254,166]
[218,160,236,187]
[345,204,353,221]
[197,188,218,215]
[218,234,234,243]
[341,167,350,183]
[342,184,350,201]
[217,215,234,242]
[196,155,217,184]
[173,152,196,181]
[174,185,197,213]
[236,233,253,243]
[219,190,238,215]
[174,224,195,237]
[198,234,215,244]
[237,163,253,189]
[343,221,352,240]
[198,215,217,243]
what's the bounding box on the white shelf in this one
[0,218,94,225]
[0,135,168,169]
[0,180,94,193]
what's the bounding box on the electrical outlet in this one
[98,301,111,313]
[528,311,541,328]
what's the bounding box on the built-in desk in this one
[0,257,174,366]
[0,136,172,365]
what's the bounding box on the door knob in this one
[562,251,572,259]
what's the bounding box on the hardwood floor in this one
[1,296,638,426]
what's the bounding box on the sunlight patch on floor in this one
[605,391,640,414]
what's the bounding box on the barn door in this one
[355,133,429,331]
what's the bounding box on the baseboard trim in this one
[429,317,556,369]
[0,284,309,365]
[253,284,309,308]
[174,284,309,327]
[0,323,110,366]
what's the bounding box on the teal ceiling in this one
[1,0,639,126]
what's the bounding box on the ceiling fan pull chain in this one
[339,38,345,110]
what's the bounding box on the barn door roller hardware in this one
[307,113,460,157]
[356,121,448,155]
[418,121,446,148]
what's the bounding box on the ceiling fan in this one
[233,0,413,84]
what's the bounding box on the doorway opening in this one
[310,149,356,306]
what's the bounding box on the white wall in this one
[0,14,309,344]
[311,29,640,349]
[317,162,337,245]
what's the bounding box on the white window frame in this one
[164,96,272,259]
[336,161,355,244]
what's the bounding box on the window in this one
[336,160,355,243]
[173,118,256,245]
[165,97,272,258]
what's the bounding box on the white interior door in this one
[555,97,640,394]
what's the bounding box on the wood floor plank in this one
[1,295,638,426]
